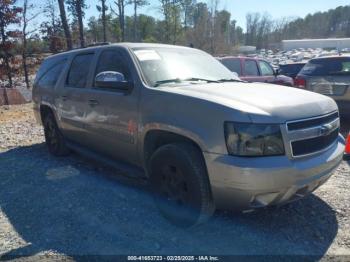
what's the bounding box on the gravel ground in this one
[0,104,349,260]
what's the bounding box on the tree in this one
[0,0,22,89]
[40,21,65,53]
[127,0,148,41]
[57,0,72,49]
[96,0,108,42]
[190,2,210,50]
[208,0,219,54]
[67,0,87,47]
[159,0,182,44]
[180,0,194,31]
[111,0,130,41]
[137,14,156,42]
[41,0,65,52]
[21,0,40,89]
[87,16,99,42]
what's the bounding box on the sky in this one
[83,0,350,30]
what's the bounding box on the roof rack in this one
[86,42,111,47]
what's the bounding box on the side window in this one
[244,60,259,76]
[258,61,274,76]
[221,59,241,75]
[37,59,66,88]
[66,53,94,88]
[95,50,131,82]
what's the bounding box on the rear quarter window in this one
[35,57,67,88]
[36,59,66,89]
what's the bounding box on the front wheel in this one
[149,143,215,227]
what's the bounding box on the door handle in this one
[88,99,99,106]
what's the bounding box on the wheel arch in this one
[141,124,208,172]
[39,103,60,125]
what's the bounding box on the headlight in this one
[224,122,285,156]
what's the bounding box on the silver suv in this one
[33,43,345,227]
[295,55,350,118]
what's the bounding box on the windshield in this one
[132,47,240,87]
[300,57,350,76]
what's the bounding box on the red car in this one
[218,56,294,86]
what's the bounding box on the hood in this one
[159,82,338,123]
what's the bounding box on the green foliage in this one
[4,0,350,67]
[0,0,22,86]
[66,0,87,20]
[284,5,350,39]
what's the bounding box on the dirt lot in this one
[0,104,349,260]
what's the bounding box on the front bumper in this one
[204,135,345,210]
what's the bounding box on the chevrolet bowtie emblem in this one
[319,124,333,136]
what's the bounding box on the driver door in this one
[82,48,140,165]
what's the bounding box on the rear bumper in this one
[204,135,345,210]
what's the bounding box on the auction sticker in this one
[134,50,162,61]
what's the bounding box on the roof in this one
[279,61,307,66]
[311,54,350,60]
[47,42,194,59]
[217,56,262,60]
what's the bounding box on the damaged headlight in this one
[224,122,285,156]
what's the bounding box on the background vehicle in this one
[218,56,294,86]
[295,55,350,117]
[33,43,344,227]
[279,62,306,80]
[345,132,350,160]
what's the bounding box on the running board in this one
[66,141,147,180]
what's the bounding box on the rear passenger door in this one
[83,48,140,165]
[33,56,67,107]
[221,58,242,76]
[56,52,95,145]
[241,59,261,82]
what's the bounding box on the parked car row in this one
[218,54,350,119]
[257,47,348,67]
[217,56,294,86]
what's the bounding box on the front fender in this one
[140,122,208,153]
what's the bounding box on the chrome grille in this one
[284,112,340,157]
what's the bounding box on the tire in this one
[149,143,215,227]
[43,112,70,156]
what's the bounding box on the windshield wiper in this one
[183,77,220,83]
[154,78,182,87]
[154,77,219,87]
[217,78,243,83]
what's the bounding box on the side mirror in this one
[274,68,280,76]
[95,71,132,90]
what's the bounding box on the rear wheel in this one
[149,143,215,227]
[43,112,69,156]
